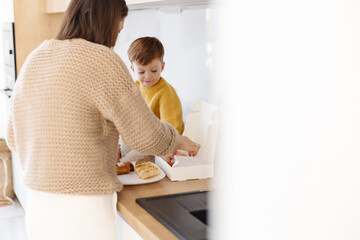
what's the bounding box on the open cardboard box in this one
[155,100,218,181]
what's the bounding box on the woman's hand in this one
[162,136,200,166]
[176,135,200,157]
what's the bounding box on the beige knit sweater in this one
[5,38,178,195]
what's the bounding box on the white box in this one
[155,100,218,181]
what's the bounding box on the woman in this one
[5,0,200,239]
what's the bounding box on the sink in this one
[190,209,208,225]
[136,190,209,240]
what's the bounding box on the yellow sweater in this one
[136,78,184,134]
[6,39,178,195]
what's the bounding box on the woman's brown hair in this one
[57,0,128,48]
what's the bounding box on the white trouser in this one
[25,189,117,240]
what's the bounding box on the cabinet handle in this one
[1,88,12,98]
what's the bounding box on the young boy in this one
[118,37,184,162]
[127,36,184,134]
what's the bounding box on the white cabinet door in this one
[11,152,28,211]
[116,213,143,240]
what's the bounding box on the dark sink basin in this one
[190,209,208,225]
[136,190,210,240]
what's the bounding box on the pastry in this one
[134,162,153,174]
[116,163,130,175]
[135,159,147,165]
[134,162,160,179]
[167,157,175,167]
[123,161,134,171]
[138,167,160,179]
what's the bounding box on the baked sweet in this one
[134,162,160,179]
[123,161,134,171]
[136,159,147,165]
[116,164,130,175]
[167,157,175,167]
[134,162,153,174]
[138,167,160,179]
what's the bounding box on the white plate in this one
[117,162,165,185]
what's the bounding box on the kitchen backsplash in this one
[113,4,216,119]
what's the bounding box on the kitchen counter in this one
[116,177,212,240]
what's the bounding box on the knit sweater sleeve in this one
[92,51,178,156]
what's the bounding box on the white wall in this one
[113,4,216,119]
[213,0,360,239]
[0,0,14,139]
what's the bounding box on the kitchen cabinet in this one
[10,152,28,210]
[14,0,63,75]
[116,214,142,240]
[45,0,211,13]
[1,22,16,97]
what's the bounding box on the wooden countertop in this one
[116,177,212,240]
